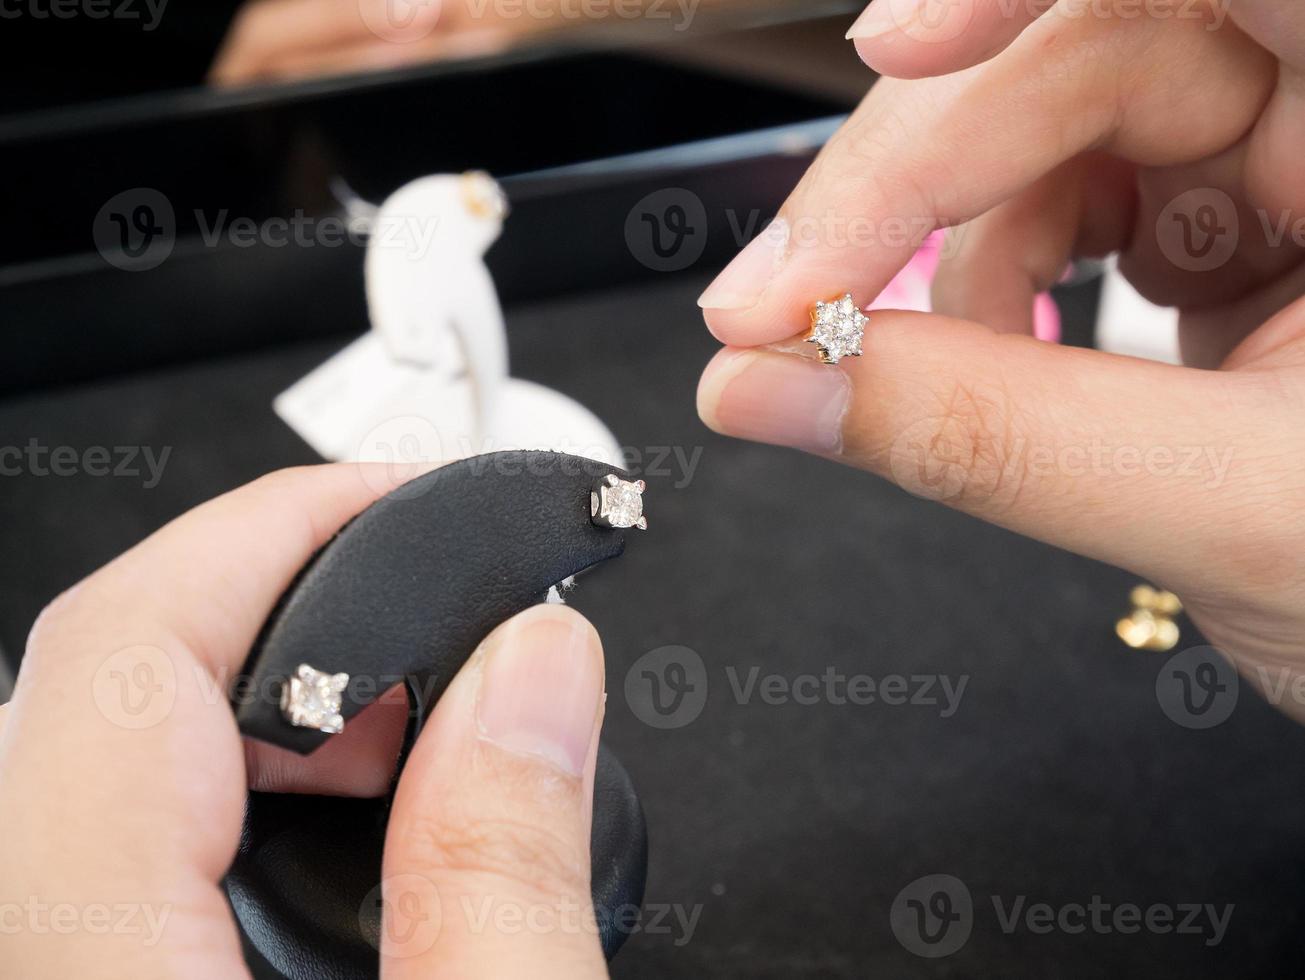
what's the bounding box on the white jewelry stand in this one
[274,173,624,471]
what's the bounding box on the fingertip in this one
[851,35,943,80]
[696,347,753,435]
[244,682,409,797]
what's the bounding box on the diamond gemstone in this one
[601,480,644,528]
[281,664,348,734]
[807,293,868,364]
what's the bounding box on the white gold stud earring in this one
[807,293,868,365]
[280,663,349,734]
[591,474,647,530]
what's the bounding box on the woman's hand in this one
[0,465,610,978]
[696,0,1305,714]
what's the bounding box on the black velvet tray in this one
[3,271,1305,977]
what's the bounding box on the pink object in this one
[866,232,1061,343]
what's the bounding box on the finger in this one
[697,313,1295,596]
[0,464,413,973]
[1195,266,1305,372]
[848,0,1053,79]
[381,605,608,979]
[931,154,1123,333]
[932,153,1136,333]
[1234,0,1305,219]
[699,4,1274,347]
[244,682,408,796]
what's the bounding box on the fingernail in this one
[697,348,851,454]
[476,606,603,776]
[698,218,790,311]
[846,0,907,40]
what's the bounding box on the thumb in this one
[697,310,1286,595]
[379,605,608,979]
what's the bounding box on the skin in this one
[0,465,611,978]
[208,0,729,86]
[697,0,1305,718]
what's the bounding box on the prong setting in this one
[806,293,868,365]
[591,475,648,531]
[280,663,348,734]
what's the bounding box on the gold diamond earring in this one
[806,292,868,365]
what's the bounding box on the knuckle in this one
[889,377,1029,509]
[404,807,588,901]
[245,465,316,497]
[26,586,83,651]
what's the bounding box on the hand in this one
[0,465,610,978]
[208,0,716,86]
[209,0,538,86]
[696,1,1305,715]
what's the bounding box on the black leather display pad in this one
[223,451,647,976]
[227,745,647,979]
[234,450,629,753]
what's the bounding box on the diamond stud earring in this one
[807,293,868,365]
[280,663,349,734]
[591,474,647,530]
